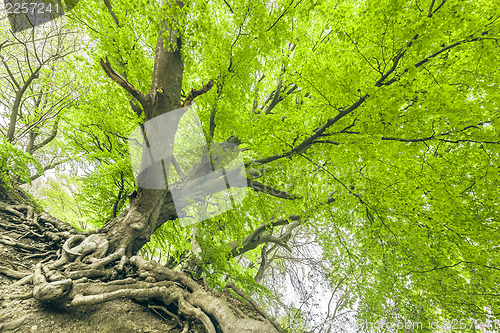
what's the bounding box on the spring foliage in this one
[2,0,499,330]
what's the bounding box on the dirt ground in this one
[0,211,205,333]
[0,287,178,333]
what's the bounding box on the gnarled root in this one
[30,248,279,332]
[0,316,27,332]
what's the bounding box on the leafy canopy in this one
[19,0,500,329]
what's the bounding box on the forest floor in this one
[0,207,205,332]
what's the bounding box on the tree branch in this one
[228,215,300,257]
[20,158,70,184]
[264,78,282,115]
[103,0,121,27]
[427,0,436,17]
[248,179,301,200]
[29,118,60,154]
[182,79,214,107]
[432,0,446,16]
[0,53,21,90]
[6,65,42,142]
[254,244,269,283]
[99,56,148,108]
[251,94,367,166]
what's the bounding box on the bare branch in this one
[28,118,59,154]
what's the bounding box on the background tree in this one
[0,17,83,185]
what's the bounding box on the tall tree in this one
[0,0,499,332]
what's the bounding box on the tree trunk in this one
[99,189,178,256]
[97,10,185,256]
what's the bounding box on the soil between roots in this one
[0,212,206,333]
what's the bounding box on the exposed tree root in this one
[148,303,182,328]
[226,282,285,333]
[0,202,281,333]
[0,264,30,279]
[0,316,27,332]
